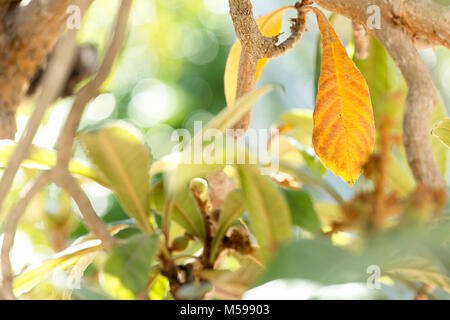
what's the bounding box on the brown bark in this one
[229,0,309,132]
[352,22,368,60]
[314,0,449,50]
[0,0,72,139]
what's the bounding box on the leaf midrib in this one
[98,132,151,232]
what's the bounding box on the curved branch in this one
[50,0,135,250]
[0,0,93,217]
[0,172,51,300]
[52,171,115,251]
[373,24,445,189]
[313,0,449,48]
[56,0,133,166]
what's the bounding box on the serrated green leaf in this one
[237,165,291,261]
[79,121,153,232]
[210,191,246,263]
[104,233,159,295]
[284,190,322,233]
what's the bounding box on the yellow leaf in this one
[310,8,375,186]
[224,6,290,106]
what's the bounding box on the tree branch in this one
[352,22,368,60]
[0,172,51,300]
[56,0,133,167]
[0,0,74,139]
[375,25,444,189]
[313,0,446,189]
[50,0,134,250]
[51,171,115,251]
[313,0,449,48]
[0,2,133,299]
[229,0,310,132]
[0,0,93,218]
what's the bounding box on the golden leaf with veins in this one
[310,7,375,186]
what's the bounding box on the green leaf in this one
[432,118,450,148]
[104,233,159,295]
[200,256,263,297]
[13,224,129,296]
[149,274,169,300]
[257,239,365,286]
[0,141,105,185]
[301,150,327,177]
[237,165,291,261]
[258,225,450,289]
[72,285,114,300]
[159,86,275,194]
[171,188,206,240]
[284,190,322,233]
[14,239,102,296]
[354,35,400,126]
[386,257,450,292]
[210,191,246,263]
[79,121,153,232]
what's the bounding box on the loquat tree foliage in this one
[0,0,449,300]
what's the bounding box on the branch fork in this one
[229,0,310,132]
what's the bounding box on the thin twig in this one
[51,170,115,251]
[56,0,133,167]
[228,0,310,132]
[0,172,51,300]
[0,0,93,217]
[48,0,135,249]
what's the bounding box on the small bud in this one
[189,178,209,202]
[171,235,191,252]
